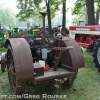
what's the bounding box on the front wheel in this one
[93,39,100,71]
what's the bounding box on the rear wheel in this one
[93,39,100,71]
[6,38,34,94]
[7,45,26,94]
[52,36,84,86]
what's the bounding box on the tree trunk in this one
[86,0,95,25]
[95,9,100,25]
[62,0,66,33]
[46,0,52,35]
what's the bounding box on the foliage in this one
[72,0,97,24]
[16,0,43,21]
[16,0,62,21]
[72,0,86,15]
[0,4,16,26]
[72,15,84,22]
[72,0,100,15]
[71,0,86,22]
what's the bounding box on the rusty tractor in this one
[0,12,84,95]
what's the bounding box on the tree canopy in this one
[72,0,100,24]
[0,4,16,27]
[16,0,62,21]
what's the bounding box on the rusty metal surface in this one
[52,46,73,71]
[40,12,47,46]
[9,36,42,38]
[7,45,25,94]
[35,68,74,83]
[1,52,7,72]
[7,46,25,94]
[53,36,84,70]
[53,51,63,71]
[52,46,73,51]
[9,36,42,43]
[6,38,34,80]
[34,63,44,76]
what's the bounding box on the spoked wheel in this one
[53,36,84,86]
[7,45,25,94]
[1,52,7,72]
[93,39,100,71]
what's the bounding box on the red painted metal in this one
[69,25,100,49]
[44,64,49,71]
[75,34,99,49]
[69,25,100,31]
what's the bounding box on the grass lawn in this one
[0,48,100,100]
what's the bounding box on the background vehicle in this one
[69,25,100,71]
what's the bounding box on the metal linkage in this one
[52,46,73,71]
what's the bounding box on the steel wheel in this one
[52,36,84,86]
[1,52,7,72]
[53,36,84,70]
[7,45,24,94]
[5,38,34,95]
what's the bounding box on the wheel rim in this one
[5,38,34,94]
[7,46,17,94]
[1,52,7,72]
[97,47,100,64]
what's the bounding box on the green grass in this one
[0,48,100,100]
[64,49,100,100]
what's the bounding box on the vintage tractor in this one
[23,26,40,36]
[0,12,84,95]
[69,25,100,71]
[0,28,9,47]
[7,27,28,37]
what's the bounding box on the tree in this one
[16,0,61,35]
[86,0,95,25]
[72,0,100,25]
[62,0,66,33]
[0,4,16,27]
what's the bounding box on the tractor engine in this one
[28,37,54,66]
